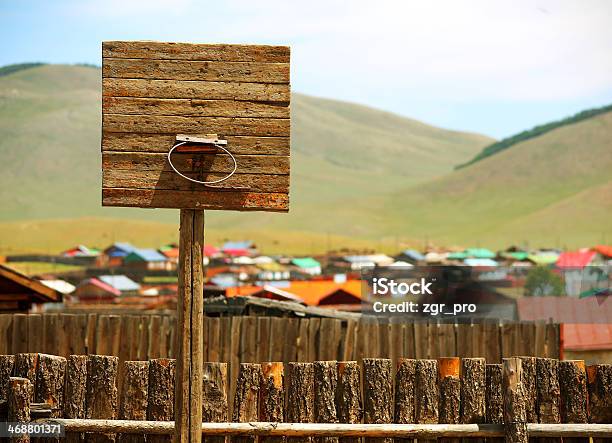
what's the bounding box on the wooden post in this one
[461,358,486,443]
[232,363,262,443]
[415,359,438,443]
[286,363,314,443]
[0,355,15,402]
[518,357,537,427]
[119,361,149,443]
[147,359,175,443]
[438,358,460,443]
[586,364,612,443]
[503,357,527,443]
[13,353,38,401]
[336,362,362,443]
[85,355,119,443]
[175,209,205,443]
[559,360,588,443]
[8,377,32,443]
[203,362,229,443]
[363,359,393,443]
[394,358,416,443]
[36,354,66,417]
[64,355,88,443]
[485,364,504,443]
[260,362,284,443]
[535,358,560,443]
[314,361,338,443]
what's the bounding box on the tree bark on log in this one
[314,361,338,443]
[286,363,314,443]
[336,362,361,443]
[460,358,485,443]
[13,354,38,402]
[118,361,149,443]
[64,355,88,443]
[85,355,119,443]
[363,359,392,443]
[587,364,612,443]
[558,360,588,443]
[204,362,229,443]
[233,363,262,443]
[485,364,504,443]
[259,362,283,443]
[8,377,32,443]
[535,358,560,443]
[438,358,460,443]
[0,355,15,405]
[147,359,175,443]
[415,360,438,443]
[503,358,527,443]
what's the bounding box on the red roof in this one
[593,245,612,258]
[563,324,612,351]
[82,278,121,296]
[556,250,597,268]
[204,245,219,257]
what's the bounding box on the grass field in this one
[4,261,85,276]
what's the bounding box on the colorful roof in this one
[291,257,321,269]
[78,278,121,296]
[104,242,137,257]
[465,248,496,259]
[98,275,141,292]
[527,253,559,265]
[464,258,498,267]
[204,245,220,257]
[222,241,254,251]
[41,279,76,294]
[124,248,167,263]
[556,250,597,268]
[447,251,468,260]
[593,245,612,258]
[62,245,100,257]
[502,251,529,261]
[400,249,425,261]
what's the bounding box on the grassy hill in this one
[0,64,493,253]
[385,110,612,248]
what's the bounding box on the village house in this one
[0,264,62,312]
[124,248,173,271]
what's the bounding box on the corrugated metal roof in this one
[465,258,498,267]
[465,248,496,259]
[401,250,425,261]
[556,250,597,268]
[125,248,167,262]
[79,278,121,296]
[291,257,321,269]
[41,279,76,294]
[593,245,612,258]
[222,241,253,250]
[98,275,141,292]
[105,242,137,257]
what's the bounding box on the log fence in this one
[0,353,610,442]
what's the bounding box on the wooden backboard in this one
[101,41,290,212]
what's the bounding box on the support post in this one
[503,358,527,443]
[175,209,205,443]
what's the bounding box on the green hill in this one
[386,110,612,248]
[0,64,493,253]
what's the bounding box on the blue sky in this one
[2,0,611,139]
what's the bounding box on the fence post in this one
[394,358,416,443]
[36,354,66,417]
[535,358,560,443]
[286,362,314,443]
[314,361,338,443]
[415,359,438,443]
[518,357,537,426]
[438,357,460,443]
[461,358,486,443]
[586,364,612,443]
[559,360,588,443]
[485,364,504,443]
[13,354,38,401]
[503,357,527,443]
[203,362,229,443]
[232,363,262,443]
[147,358,175,443]
[260,362,283,443]
[363,359,392,443]
[64,355,88,443]
[0,355,15,402]
[336,361,361,443]
[85,355,119,443]
[8,377,32,443]
[119,361,149,443]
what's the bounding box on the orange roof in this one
[564,324,612,351]
[161,248,180,259]
[226,280,363,306]
[593,245,612,258]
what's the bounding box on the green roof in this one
[447,251,468,260]
[291,257,321,269]
[465,248,496,259]
[527,254,558,265]
[502,251,529,261]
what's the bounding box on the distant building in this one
[74,278,120,303]
[291,257,322,276]
[98,275,141,296]
[221,241,257,257]
[124,248,173,271]
[100,242,137,267]
[0,264,62,312]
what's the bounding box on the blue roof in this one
[222,241,253,250]
[211,274,239,288]
[125,248,167,262]
[105,242,137,257]
[401,249,425,261]
[98,275,141,292]
[464,258,499,267]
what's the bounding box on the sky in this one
[1,0,612,138]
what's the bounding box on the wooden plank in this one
[96,315,112,355]
[559,360,588,443]
[103,58,289,83]
[336,362,361,443]
[296,318,310,362]
[85,355,119,443]
[102,78,289,102]
[229,316,242,412]
[175,209,204,443]
[413,323,429,359]
[42,314,59,355]
[64,355,88,443]
[137,316,150,361]
[0,314,12,354]
[256,317,271,363]
[208,317,221,362]
[102,133,289,155]
[103,114,289,137]
[12,314,28,354]
[147,359,175,443]
[86,314,97,354]
[103,97,289,119]
[27,314,42,353]
[503,358,528,443]
[149,315,162,359]
[314,361,338,443]
[483,322,501,363]
[119,361,149,443]
[232,363,262,443]
[282,318,299,364]
[286,363,314,443]
[103,188,288,211]
[102,42,290,63]
[341,320,355,362]
[239,316,258,363]
[70,314,89,355]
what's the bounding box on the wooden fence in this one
[1,353,611,442]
